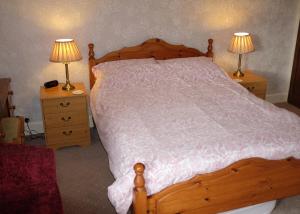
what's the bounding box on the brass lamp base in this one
[62,63,75,91]
[233,53,245,78]
[62,82,75,91]
[233,70,244,78]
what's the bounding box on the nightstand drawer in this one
[45,125,90,145]
[42,96,86,114]
[240,82,266,96]
[44,112,88,128]
[227,71,267,100]
[47,138,90,149]
[255,93,266,99]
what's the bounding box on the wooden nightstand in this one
[227,70,267,99]
[40,83,90,149]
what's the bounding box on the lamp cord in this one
[25,121,43,140]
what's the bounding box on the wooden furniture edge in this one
[0,116,24,144]
[288,20,300,105]
[134,157,300,214]
[17,116,25,144]
[88,38,213,89]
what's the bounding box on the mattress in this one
[90,57,300,213]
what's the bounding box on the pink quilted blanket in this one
[90,57,300,213]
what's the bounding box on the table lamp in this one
[49,39,82,91]
[228,32,255,77]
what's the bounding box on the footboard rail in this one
[133,157,300,214]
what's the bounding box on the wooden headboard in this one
[88,38,213,89]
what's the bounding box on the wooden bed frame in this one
[88,38,300,214]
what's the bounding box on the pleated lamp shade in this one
[50,39,82,63]
[228,32,255,54]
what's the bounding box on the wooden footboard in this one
[133,157,300,214]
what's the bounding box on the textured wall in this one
[0,0,299,129]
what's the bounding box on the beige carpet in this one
[54,133,115,213]
[26,102,300,214]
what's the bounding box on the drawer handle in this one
[62,130,73,136]
[246,86,255,91]
[60,102,70,107]
[61,116,71,121]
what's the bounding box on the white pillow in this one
[156,56,212,64]
[92,58,156,79]
[157,56,227,79]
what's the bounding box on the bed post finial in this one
[133,163,147,214]
[207,39,213,58]
[88,43,95,60]
[88,43,96,89]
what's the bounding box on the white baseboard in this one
[266,93,288,103]
[88,114,94,127]
[25,114,94,135]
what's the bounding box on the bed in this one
[88,38,300,214]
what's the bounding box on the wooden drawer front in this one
[255,93,266,99]
[44,112,88,128]
[241,81,266,98]
[42,97,86,114]
[47,138,90,149]
[45,125,89,145]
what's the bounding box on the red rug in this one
[0,143,63,214]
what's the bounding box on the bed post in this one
[206,39,213,58]
[133,163,147,214]
[88,43,96,89]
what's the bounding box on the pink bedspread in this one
[90,57,300,214]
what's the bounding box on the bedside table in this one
[40,83,90,149]
[227,70,267,99]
